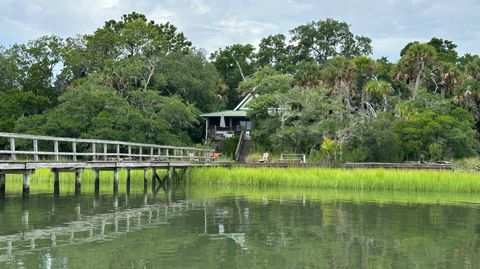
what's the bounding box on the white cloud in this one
[1,0,479,59]
[190,0,210,14]
[148,8,176,23]
[98,0,120,9]
[216,19,279,35]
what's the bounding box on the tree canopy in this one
[1,14,479,162]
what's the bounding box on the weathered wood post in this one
[33,139,39,162]
[92,143,97,161]
[151,168,157,191]
[116,144,120,161]
[103,144,108,161]
[0,174,5,198]
[23,171,31,196]
[75,169,82,195]
[113,168,119,193]
[10,137,16,161]
[94,170,100,193]
[53,169,60,195]
[128,146,132,161]
[126,169,131,194]
[72,142,77,162]
[167,167,174,187]
[143,168,148,194]
[54,140,59,162]
[139,147,143,161]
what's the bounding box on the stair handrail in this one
[234,131,245,163]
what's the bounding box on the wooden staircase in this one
[237,139,253,163]
[234,132,253,163]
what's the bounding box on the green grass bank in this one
[187,167,480,193]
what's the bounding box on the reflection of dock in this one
[0,198,193,262]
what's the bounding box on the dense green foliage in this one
[208,21,480,162]
[1,12,224,145]
[1,13,479,161]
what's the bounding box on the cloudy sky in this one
[0,0,478,60]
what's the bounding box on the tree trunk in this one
[413,60,425,100]
[383,95,388,112]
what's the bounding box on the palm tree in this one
[365,80,393,112]
[397,43,437,99]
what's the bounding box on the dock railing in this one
[280,154,307,164]
[0,132,214,163]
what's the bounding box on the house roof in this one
[234,93,255,111]
[201,92,256,118]
[200,110,248,118]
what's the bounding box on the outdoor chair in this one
[258,153,269,163]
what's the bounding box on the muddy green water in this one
[0,183,480,268]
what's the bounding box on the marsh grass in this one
[187,167,480,193]
[453,157,480,171]
[2,169,166,195]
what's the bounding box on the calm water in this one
[0,185,480,268]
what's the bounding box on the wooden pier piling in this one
[94,170,100,193]
[126,169,131,194]
[53,170,60,195]
[75,169,82,195]
[151,168,157,191]
[143,168,148,194]
[0,174,5,198]
[113,168,119,193]
[23,172,31,196]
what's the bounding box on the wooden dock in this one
[0,132,223,197]
[235,162,453,170]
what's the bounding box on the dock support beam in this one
[75,169,82,195]
[151,168,157,191]
[23,172,31,196]
[167,167,174,186]
[53,170,60,196]
[113,168,119,193]
[94,170,100,193]
[143,168,148,194]
[0,174,5,199]
[126,169,131,194]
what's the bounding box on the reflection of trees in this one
[196,197,480,268]
[1,192,480,268]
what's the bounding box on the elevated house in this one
[201,93,255,142]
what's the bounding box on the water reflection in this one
[0,186,480,268]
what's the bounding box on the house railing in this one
[234,131,245,163]
[0,132,214,163]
